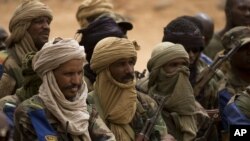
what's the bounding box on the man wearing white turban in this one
[14,38,115,141]
[146,42,217,141]
[0,0,53,98]
[88,37,175,141]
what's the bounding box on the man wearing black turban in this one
[77,16,125,91]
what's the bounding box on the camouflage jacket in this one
[14,95,116,141]
[87,91,168,141]
[195,59,224,109]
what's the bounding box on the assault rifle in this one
[136,96,167,141]
[194,40,242,97]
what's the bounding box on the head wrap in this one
[78,16,124,62]
[33,39,86,77]
[91,36,137,141]
[76,0,113,28]
[147,42,197,140]
[33,38,91,140]
[6,0,53,65]
[90,37,137,74]
[147,42,189,72]
[163,17,205,52]
[8,0,53,44]
[222,26,250,52]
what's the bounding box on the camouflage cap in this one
[222,26,250,51]
[103,13,133,30]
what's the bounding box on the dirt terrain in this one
[0,0,225,71]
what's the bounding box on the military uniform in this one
[203,33,224,60]
[88,91,168,141]
[14,95,116,141]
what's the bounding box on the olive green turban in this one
[222,26,250,52]
[90,37,137,74]
[33,38,86,77]
[76,0,113,28]
[147,42,189,72]
[8,0,53,44]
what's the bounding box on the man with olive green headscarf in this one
[88,37,174,141]
[0,0,53,98]
[147,42,217,141]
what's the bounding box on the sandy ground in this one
[0,0,225,71]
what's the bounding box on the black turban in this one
[78,16,125,62]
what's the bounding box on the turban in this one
[90,37,137,74]
[33,38,86,77]
[78,16,124,62]
[8,0,53,44]
[76,0,113,28]
[222,26,250,52]
[147,42,189,72]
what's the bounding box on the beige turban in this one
[76,0,113,28]
[90,37,137,74]
[6,0,53,66]
[8,0,53,44]
[33,38,86,77]
[147,42,189,72]
[33,38,91,140]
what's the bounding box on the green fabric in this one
[203,33,224,60]
[235,92,250,119]
[16,52,42,102]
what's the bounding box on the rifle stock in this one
[136,96,167,141]
[194,40,242,97]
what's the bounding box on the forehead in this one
[56,59,84,70]
[167,58,188,64]
[112,57,136,63]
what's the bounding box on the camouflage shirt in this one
[14,95,116,141]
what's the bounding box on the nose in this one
[71,74,82,85]
[125,63,134,73]
[42,21,50,29]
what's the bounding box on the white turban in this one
[33,38,91,139]
[33,38,86,77]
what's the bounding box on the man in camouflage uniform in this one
[0,0,53,98]
[162,17,223,109]
[88,37,174,141]
[14,38,116,141]
[204,0,250,59]
[218,26,250,138]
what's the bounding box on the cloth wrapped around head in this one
[222,26,250,52]
[33,38,86,77]
[33,38,90,139]
[90,37,137,74]
[78,16,124,63]
[76,0,113,28]
[148,42,189,72]
[8,0,53,45]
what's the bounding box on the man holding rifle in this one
[88,37,174,141]
[146,42,217,141]
[218,26,250,139]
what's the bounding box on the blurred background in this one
[0,0,225,71]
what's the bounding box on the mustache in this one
[121,73,134,81]
[64,84,81,89]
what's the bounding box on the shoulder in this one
[15,95,44,118]
[3,55,19,71]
